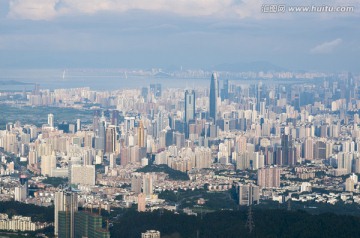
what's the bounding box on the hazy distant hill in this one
[211,61,286,72]
[0,80,32,85]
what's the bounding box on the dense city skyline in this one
[1,71,360,237]
[1,0,360,237]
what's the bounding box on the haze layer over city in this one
[0,0,359,238]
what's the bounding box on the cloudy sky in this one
[0,0,359,72]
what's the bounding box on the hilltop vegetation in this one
[0,201,54,222]
[136,164,189,181]
[110,209,360,238]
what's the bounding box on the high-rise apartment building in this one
[48,113,54,128]
[15,174,28,202]
[257,167,281,188]
[74,211,110,238]
[143,173,153,197]
[150,83,161,98]
[95,114,106,151]
[238,183,260,206]
[281,134,295,165]
[40,152,56,176]
[56,191,78,238]
[138,193,146,212]
[70,165,96,186]
[131,173,142,194]
[185,90,195,124]
[105,126,116,154]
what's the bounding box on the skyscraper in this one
[76,119,81,132]
[184,90,195,124]
[143,173,153,198]
[16,174,29,201]
[238,183,260,206]
[54,191,65,237]
[95,121,106,151]
[150,83,162,98]
[111,110,119,126]
[221,79,229,100]
[209,73,219,124]
[41,152,56,176]
[48,113,54,128]
[141,87,149,102]
[75,211,110,238]
[138,193,146,212]
[257,167,281,188]
[256,82,263,112]
[131,173,142,194]
[105,126,116,154]
[70,165,96,186]
[55,191,78,238]
[138,120,145,148]
[281,134,294,166]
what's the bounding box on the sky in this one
[0,0,359,72]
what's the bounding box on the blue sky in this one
[0,0,359,72]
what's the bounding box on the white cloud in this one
[7,0,235,20]
[7,0,360,21]
[8,0,61,20]
[310,38,343,54]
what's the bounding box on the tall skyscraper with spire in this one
[209,73,219,124]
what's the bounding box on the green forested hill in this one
[110,209,360,238]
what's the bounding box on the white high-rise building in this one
[143,173,153,197]
[131,173,142,194]
[238,183,260,206]
[76,119,81,132]
[194,147,212,169]
[40,152,56,176]
[345,177,355,192]
[184,90,195,124]
[48,113,54,128]
[54,191,78,237]
[257,167,281,188]
[14,186,27,202]
[54,191,65,237]
[70,165,96,186]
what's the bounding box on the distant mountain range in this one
[210,61,287,72]
[0,80,32,85]
[159,61,287,73]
